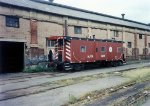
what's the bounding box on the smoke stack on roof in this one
[121,13,125,19]
[40,0,54,2]
[48,0,54,2]
[44,0,54,2]
[31,0,54,3]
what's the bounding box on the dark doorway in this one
[0,42,24,73]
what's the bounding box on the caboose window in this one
[101,47,106,52]
[117,47,122,53]
[80,46,86,52]
[74,26,82,34]
[96,48,98,52]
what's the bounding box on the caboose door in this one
[95,41,107,61]
[95,42,99,60]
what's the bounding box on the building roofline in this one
[0,0,149,30]
[31,0,149,26]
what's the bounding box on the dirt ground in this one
[0,62,150,106]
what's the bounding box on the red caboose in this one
[47,36,126,71]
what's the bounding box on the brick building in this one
[0,0,150,72]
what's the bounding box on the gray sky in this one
[53,0,150,24]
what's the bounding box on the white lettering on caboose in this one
[87,55,93,58]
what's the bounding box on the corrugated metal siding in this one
[0,0,150,30]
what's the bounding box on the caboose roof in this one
[47,36,124,43]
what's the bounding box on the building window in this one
[80,46,86,52]
[6,16,19,28]
[149,43,150,48]
[47,40,56,47]
[139,34,142,39]
[113,30,119,37]
[93,35,95,39]
[128,42,132,48]
[101,47,106,52]
[74,26,82,34]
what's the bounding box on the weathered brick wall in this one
[0,5,150,64]
[147,35,150,55]
[137,35,145,55]
[0,16,30,40]
[37,21,64,55]
[91,28,107,39]
[124,32,135,56]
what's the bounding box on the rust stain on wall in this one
[145,35,147,47]
[30,20,38,44]
[134,33,137,48]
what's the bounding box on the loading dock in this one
[0,40,25,73]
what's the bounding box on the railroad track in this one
[0,72,68,85]
[0,62,150,102]
[0,67,148,101]
[0,61,149,85]
[85,81,150,106]
[0,72,105,101]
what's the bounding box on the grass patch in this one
[65,81,136,106]
[69,94,78,104]
[65,67,150,106]
[56,73,106,86]
[23,65,56,73]
[121,67,150,82]
[144,86,150,91]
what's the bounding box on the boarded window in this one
[6,16,19,28]
[80,46,86,52]
[128,42,132,48]
[101,47,106,52]
[74,26,82,34]
[139,34,142,39]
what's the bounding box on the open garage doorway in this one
[0,41,25,73]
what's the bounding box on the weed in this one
[68,94,78,104]
[121,67,150,83]
[23,65,56,73]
